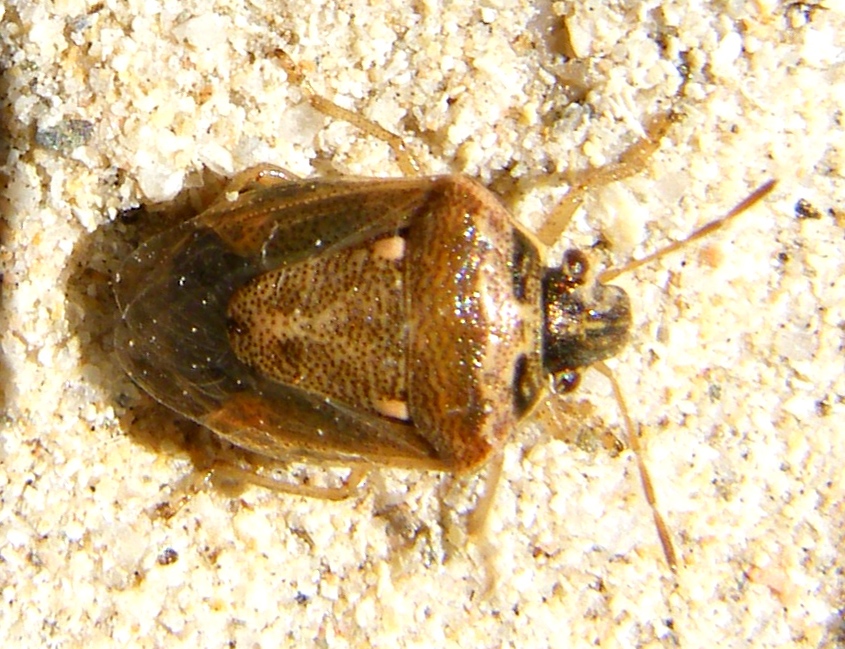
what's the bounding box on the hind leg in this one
[276,50,419,176]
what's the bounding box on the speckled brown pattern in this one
[405,176,545,470]
[227,236,408,420]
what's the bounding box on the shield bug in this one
[114,52,776,571]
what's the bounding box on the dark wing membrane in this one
[197,175,443,266]
[115,176,449,470]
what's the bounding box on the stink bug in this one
[114,52,775,572]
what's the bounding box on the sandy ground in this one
[1,0,843,647]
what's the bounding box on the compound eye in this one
[553,369,581,394]
[562,249,589,287]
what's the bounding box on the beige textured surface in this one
[1,1,843,647]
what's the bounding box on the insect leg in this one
[153,459,369,516]
[274,50,420,176]
[216,163,301,197]
[593,360,679,572]
[208,462,368,501]
[466,452,505,537]
[537,112,677,247]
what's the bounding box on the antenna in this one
[595,179,777,571]
[598,180,777,284]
